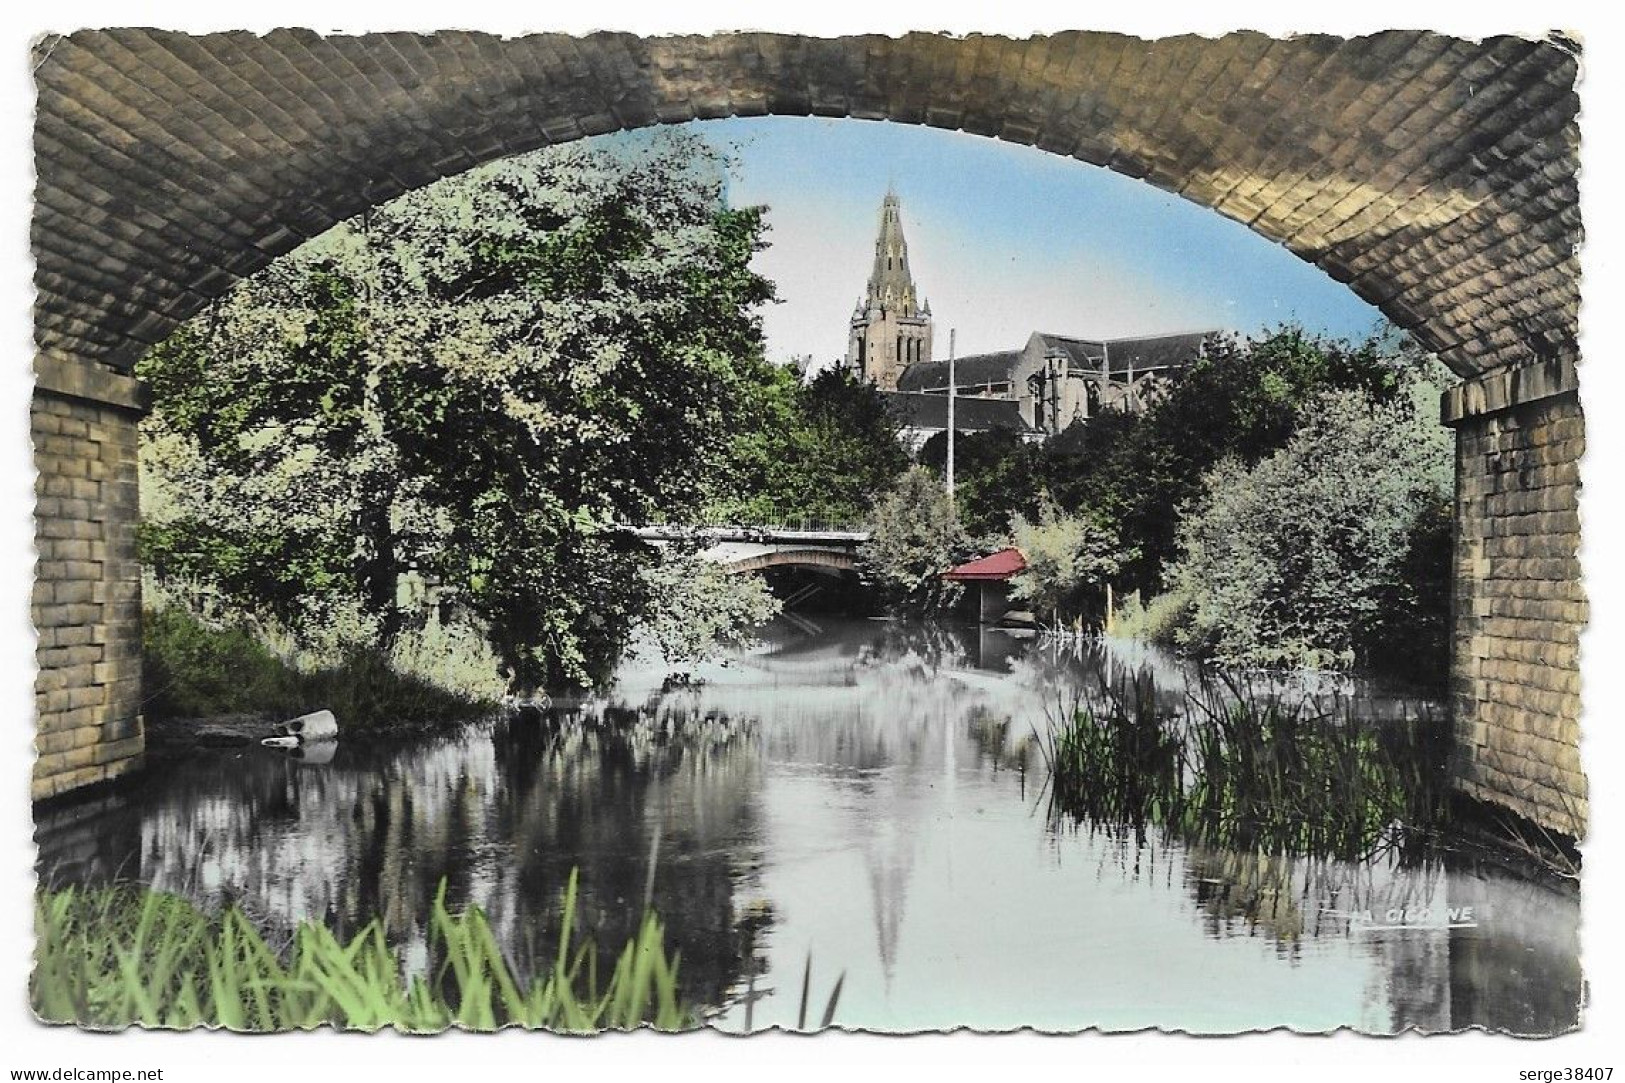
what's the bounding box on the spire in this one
[845,188,933,388]
[864,189,922,318]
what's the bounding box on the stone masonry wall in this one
[1452,393,1585,838]
[33,32,1579,384]
[31,387,145,801]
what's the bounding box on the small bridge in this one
[626,522,869,576]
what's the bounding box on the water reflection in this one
[36,617,1581,1034]
[40,708,763,1009]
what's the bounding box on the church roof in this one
[882,391,1037,433]
[1038,330,1215,376]
[896,351,1024,391]
[895,331,1215,390]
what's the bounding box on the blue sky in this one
[608,116,1384,367]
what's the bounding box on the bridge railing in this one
[627,505,871,537]
[706,510,869,535]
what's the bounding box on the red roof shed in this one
[941,547,1027,582]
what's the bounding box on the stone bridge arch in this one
[30,30,1584,836]
[714,548,859,576]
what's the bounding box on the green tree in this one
[637,554,781,671]
[1008,501,1133,629]
[1167,380,1452,671]
[138,132,777,692]
[917,428,1044,540]
[1077,325,1420,594]
[708,366,907,526]
[856,466,973,613]
[1031,411,1141,516]
[797,368,911,521]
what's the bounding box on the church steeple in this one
[845,189,933,390]
[865,189,923,317]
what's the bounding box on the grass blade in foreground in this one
[32,870,690,1032]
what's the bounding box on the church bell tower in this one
[845,189,933,390]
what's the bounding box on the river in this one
[35,617,1582,1034]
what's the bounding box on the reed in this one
[32,870,689,1032]
[1042,674,1449,862]
[792,954,845,1032]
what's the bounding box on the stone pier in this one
[30,355,148,801]
[1444,356,1586,839]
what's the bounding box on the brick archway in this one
[30,30,1585,835]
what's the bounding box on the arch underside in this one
[719,549,858,575]
[33,29,1578,382]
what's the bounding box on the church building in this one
[899,328,1216,433]
[840,190,1219,441]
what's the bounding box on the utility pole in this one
[947,328,956,500]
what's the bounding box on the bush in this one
[142,603,497,730]
[856,467,972,613]
[1009,501,1132,628]
[1166,383,1452,672]
[1112,589,1189,646]
[1066,325,1424,596]
[142,605,303,721]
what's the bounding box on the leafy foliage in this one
[1078,325,1419,595]
[917,428,1044,540]
[856,466,973,613]
[1167,381,1453,671]
[911,323,1453,682]
[932,326,1422,596]
[142,604,496,729]
[637,552,782,670]
[1008,501,1133,628]
[1110,588,1190,646]
[905,325,1423,547]
[138,133,775,691]
[708,366,908,527]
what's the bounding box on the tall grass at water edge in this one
[141,602,502,731]
[1039,674,1452,862]
[32,870,687,1032]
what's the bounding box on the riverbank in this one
[141,604,502,740]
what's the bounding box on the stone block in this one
[91,736,144,766]
[65,685,103,710]
[35,725,102,755]
[101,713,142,742]
[51,581,93,605]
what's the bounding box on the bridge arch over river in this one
[628,525,865,576]
[30,30,1584,837]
